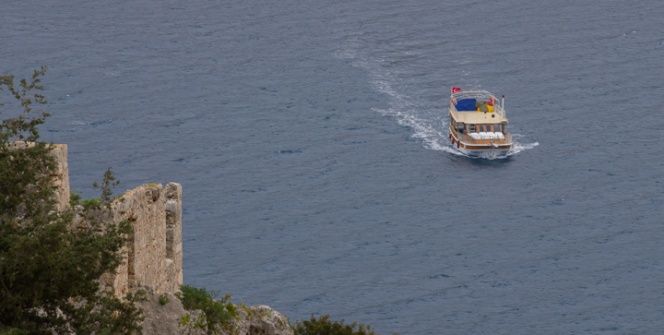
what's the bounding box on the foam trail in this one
[508,139,540,156]
[335,41,538,159]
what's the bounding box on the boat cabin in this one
[448,89,512,154]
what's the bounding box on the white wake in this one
[334,43,538,160]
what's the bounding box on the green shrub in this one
[294,315,378,335]
[81,197,101,209]
[177,285,237,334]
[159,294,169,306]
[0,327,29,335]
[69,192,81,207]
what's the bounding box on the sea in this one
[2,0,664,334]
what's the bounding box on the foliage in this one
[69,191,82,207]
[293,315,378,335]
[177,285,238,335]
[0,68,142,334]
[0,327,29,335]
[179,312,209,335]
[81,197,102,209]
[0,67,53,221]
[64,290,146,335]
[94,168,119,205]
[159,293,170,306]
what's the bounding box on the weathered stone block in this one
[106,182,183,296]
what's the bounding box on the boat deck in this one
[449,90,507,124]
[448,89,513,154]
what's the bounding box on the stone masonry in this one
[30,143,295,335]
[106,182,184,297]
[45,143,183,297]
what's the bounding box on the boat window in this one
[493,124,502,133]
[467,124,476,132]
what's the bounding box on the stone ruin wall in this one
[105,182,183,297]
[49,144,183,297]
[42,144,295,335]
[50,144,70,212]
[9,142,70,212]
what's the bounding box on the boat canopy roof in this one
[451,110,507,124]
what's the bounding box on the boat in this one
[448,87,513,158]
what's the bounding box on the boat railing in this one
[450,90,506,117]
[453,129,512,145]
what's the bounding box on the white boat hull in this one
[449,131,512,159]
[457,147,510,159]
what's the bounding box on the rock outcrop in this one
[235,305,294,335]
[138,292,193,335]
[138,293,294,335]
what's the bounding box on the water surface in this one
[2,1,664,334]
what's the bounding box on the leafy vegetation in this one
[80,197,102,209]
[293,315,378,335]
[159,293,170,306]
[69,191,82,207]
[0,68,143,334]
[177,285,238,334]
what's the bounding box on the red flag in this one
[451,86,462,94]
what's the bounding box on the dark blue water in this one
[3,1,664,334]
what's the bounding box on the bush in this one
[159,294,170,306]
[69,192,82,207]
[294,315,378,335]
[81,197,102,209]
[0,68,142,334]
[177,285,237,334]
